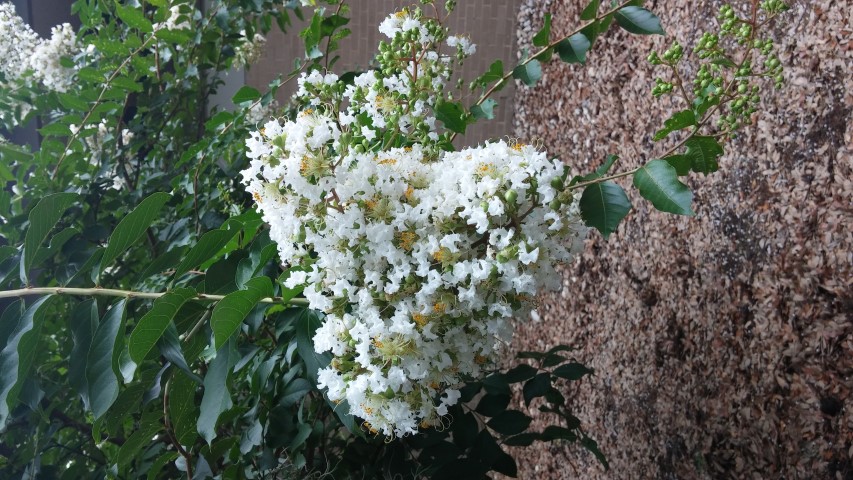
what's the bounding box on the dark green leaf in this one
[169,372,199,445]
[211,277,272,349]
[556,33,591,64]
[512,60,542,87]
[476,393,510,417]
[663,154,691,176]
[580,181,632,239]
[58,93,89,111]
[471,60,504,89]
[633,159,694,216]
[99,192,170,277]
[279,378,312,407]
[482,373,511,395]
[114,2,153,32]
[653,110,697,141]
[128,288,196,364]
[435,101,471,134]
[487,410,532,436]
[581,436,610,469]
[532,13,551,47]
[580,0,600,20]
[111,75,142,93]
[504,364,538,383]
[615,6,665,35]
[0,296,53,427]
[541,425,578,442]
[470,99,497,120]
[117,411,162,469]
[295,308,330,385]
[173,228,238,281]
[198,338,237,444]
[685,135,724,175]
[232,86,261,105]
[553,362,594,381]
[67,300,96,410]
[542,353,568,368]
[38,122,72,137]
[87,299,127,419]
[22,193,77,281]
[503,432,540,446]
[522,373,551,406]
[157,322,202,384]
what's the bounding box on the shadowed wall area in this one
[510,1,851,478]
[247,1,521,147]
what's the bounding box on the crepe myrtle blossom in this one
[242,8,588,438]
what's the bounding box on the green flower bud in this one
[504,189,518,205]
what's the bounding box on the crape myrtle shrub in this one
[0,0,788,478]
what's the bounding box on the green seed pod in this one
[504,189,518,205]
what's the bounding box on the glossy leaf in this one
[471,60,504,89]
[173,228,238,281]
[523,372,551,406]
[0,296,53,427]
[435,101,470,134]
[470,99,497,120]
[22,193,77,281]
[114,2,153,32]
[685,135,724,174]
[663,154,691,176]
[553,362,595,381]
[556,33,591,64]
[169,372,199,445]
[232,86,261,105]
[580,0,600,20]
[99,192,170,277]
[487,410,532,436]
[295,308,331,385]
[633,159,695,216]
[532,13,551,47]
[512,60,542,87]
[128,288,196,364]
[615,6,665,35]
[211,276,273,349]
[653,110,697,141]
[198,338,237,444]
[580,181,632,239]
[86,299,127,419]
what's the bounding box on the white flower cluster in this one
[242,8,588,438]
[0,3,78,92]
[235,30,266,67]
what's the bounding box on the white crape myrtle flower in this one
[242,7,588,438]
[0,2,40,81]
[30,23,77,92]
[235,30,266,67]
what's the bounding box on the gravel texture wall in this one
[510,1,851,478]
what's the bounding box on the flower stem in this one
[0,286,310,306]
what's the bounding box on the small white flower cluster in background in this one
[242,7,588,438]
[0,3,78,92]
[235,30,266,68]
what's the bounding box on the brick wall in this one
[246,1,521,147]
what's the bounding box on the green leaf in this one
[522,373,550,406]
[22,193,77,281]
[633,159,694,216]
[579,181,632,239]
[157,322,202,383]
[114,1,153,32]
[111,75,142,93]
[99,192,170,277]
[470,99,497,120]
[169,372,199,445]
[615,6,665,35]
[504,364,538,383]
[67,300,96,410]
[492,451,518,478]
[232,86,261,105]
[173,228,238,280]
[581,436,610,469]
[553,362,595,381]
[580,0,600,20]
[541,425,578,441]
[211,277,272,349]
[0,296,53,427]
[471,60,504,89]
[486,410,532,436]
[86,300,127,419]
[503,432,540,446]
[117,410,162,469]
[663,154,691,176]
[279,378,312,407]
[435,101,471,134]
[295,308,331,385]
[38,122,72,137]
[58,93,90,111]
[556,33,591,64]
[532,13,551,47]
[653,110,697,141]
[512,60,542,87]
[475,393,510,417]
[128,288,196,364]
[198,338,237,444]
[685,135,724,175]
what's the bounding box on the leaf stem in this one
[0,287,310,306]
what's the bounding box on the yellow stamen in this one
[511,142,526,151]
[398,231,416,251]
[475,354,488,365]
[433,302,446,314]
[413,313,428,328]
[377,158,397,166]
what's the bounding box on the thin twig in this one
[0,287,310,306]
